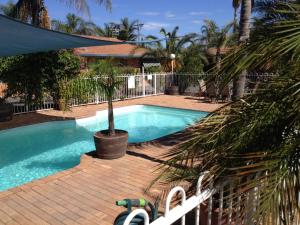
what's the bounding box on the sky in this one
[0,0,234,37]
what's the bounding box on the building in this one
[73,36,150,71]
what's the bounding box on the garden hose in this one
[113,199,158,225]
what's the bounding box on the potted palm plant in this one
[93,61,128,159]
[0,97,13,122]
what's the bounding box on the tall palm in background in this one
[145,26,196,71]
[201,19,234,69]
[232,0,241,32]
[156,1,300,224]
[117,17,138,41]
[95,23,115,37]
[51,13,97,35]
[13,0,112,27]
[232,0,253,100]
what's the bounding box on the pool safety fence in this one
[2,73,278,115]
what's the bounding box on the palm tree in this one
[232,0,241,32]
[201,19,234,70]
[14,0,112,27]
[232,0,253,100]
[94,23,114,37]
[117,17,138,41]
[200,19,218,47]
[155,2,300,224]
[145,26,196,71]
[51,13,97,35]
[91,61,122,135]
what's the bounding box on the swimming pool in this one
[0,105,208,191]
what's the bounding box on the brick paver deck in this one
[0,95,223,225]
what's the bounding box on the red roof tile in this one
[74,36,148,58]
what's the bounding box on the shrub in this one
[0,50,80,109]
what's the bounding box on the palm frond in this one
[153,2,300,224]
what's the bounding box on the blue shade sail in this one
[0,14,118,57]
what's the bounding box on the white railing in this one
[124,173,215,225]
[8,73,175,114]
[123,172,266,225]
[2,73,278,115]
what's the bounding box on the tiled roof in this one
[73,36,148,58]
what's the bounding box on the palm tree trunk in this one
[108,96,115,135]
[232,0,252,101]
[233,8,238,33]
[216,48,222,71]
[238,0,252,43]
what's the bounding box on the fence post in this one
[154,73,157,95]
[96,77,99,104]
[142,68,146,96]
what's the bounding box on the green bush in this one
[0,50,80,108]
[144,66,163,73]
[179,45,205,74]
[88,60,138,75]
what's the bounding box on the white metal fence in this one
[123,173,264,225]
[1,73,278,115]
[3,73,175,114]
[124,173,214,225]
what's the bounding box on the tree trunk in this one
[216,48,222,71]
[233,8,238,33]
[108,96,115,135]
[238,0,252,43]
[232,0,252,101]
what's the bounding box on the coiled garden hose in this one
[113,199,158,225]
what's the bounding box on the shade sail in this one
[0,14,118,57]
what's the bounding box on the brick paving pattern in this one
[0,95,223,224]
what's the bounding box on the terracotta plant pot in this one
[94,129,128,159]
[0,103,13,122]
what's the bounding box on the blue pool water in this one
[0,105,208,191]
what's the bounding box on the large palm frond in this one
[221,1,300,82]
[95,23,114,37]
[155,2,300,224]
[118,17,138,41]
[144,26,197,71]
[51,13,97,35]
[59,0,112,15]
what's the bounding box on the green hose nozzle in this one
[116,199,147,208]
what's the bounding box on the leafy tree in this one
[179,44,207,73]
[51,13,98,35]
[0,50,80,109]
[155,2,300,224]
[41,50,81,109]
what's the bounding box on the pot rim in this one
[94,129,128,139]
